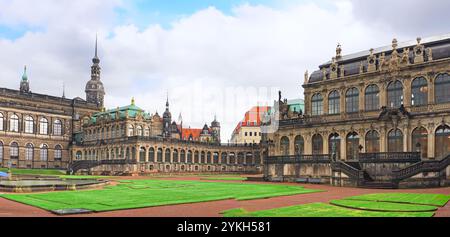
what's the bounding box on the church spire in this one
[92,34,100,64]
[85,35,105,108]
[20,65,30,93]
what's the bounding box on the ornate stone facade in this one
[264,35,450,188]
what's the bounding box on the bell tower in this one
[85,35,105,108]
[20,65,30,93]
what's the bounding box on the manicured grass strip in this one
[222,203,435,217]
[59,175,112,180]
[0,180,321,212]
[201,177,247,181]
[0,168,66,176]
[344,193,450,207]
[330,199,438,212]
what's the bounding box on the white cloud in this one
[0,0,440,141]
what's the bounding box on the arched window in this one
[388,129,404,152]
[311,93,323,116]
[10,114,19,132]
[245,153,252,164]
[53,120,63,136]
[194,151,199,163]
[25,143,34,161]
[40,144,48,161]
[214,152,220,164]
[138,147,146,162]
[39,118,49,135]
[312,134,323,155]
[0,113,4,131]
[128,125,134,137]
[328,91,340,115]
[346,132,360,160]
[10,142,19,159]
[55,145,62,160]
[411,77,428,106]
[187,150,193,163]
[294,135,304,156]
[435,125,450,159]
[149,147,155,162]
[180,150,186,163]
[0,141,3,161]
[280,136,290,156]
[157,148,163,162]
[201,151,205,163]
[229,153,236,164]
[24,116,34,134]
[365,85,380,111]
[412,127,428,158]
[387,81,403,108]
[173,149,179,163]
[365,130,380,153]
[221,152,228,164]
[76,151,82,160]
[435,73,450,104]
[165,148,171,163]
[144,127,150,136]
[237,153,244,164]
[137,126,143,136]
[207,152,212,164]
[346,88,359,113]
[328,133,341,159]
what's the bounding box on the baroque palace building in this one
[263,34,450,188]
[0,39,261,174]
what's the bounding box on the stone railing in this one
[358,152,421,163]
[264,154,331,164]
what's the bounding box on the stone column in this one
[403,79,412,108]
[380,126,387,152]
[428,127,435,159]
[340,134,347,160]
[323,93,329,116]
[289,134,295,156]
[379,82,387,108]
[340,90,346,114]
[304,135,312,155]
[359,86,365,112]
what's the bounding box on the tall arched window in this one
[346,88,359,113]
[128,125,134,137]
[165,148,171,163]
[207,152,212,164]
[40,144,48,161]
[173,149,179,163]
[294,135,304,156]
[55,145,62,160]
[157,148,163,162]
[25,143,34,161]
[237,153,244,164]
[10,114,19,132]
[388,129,404,152]
[53,120,62,136]
[214,152,220,164]
[221,153,228,164]
[201,151,205,163]
[24,116,34,134]
[365,130,380,153]
[229,153,236,164]
[346,132,360,160]
[39,118,48,135]
[180,150,186,163]
[0,141,3,161]
[144,127,150,136]
[412,127,428,158]
[328,91,340,115]
[137,126,143,136]
[194,151,199,163]
[10,142,19,159]
[435,125,450,159]
[149,147,155,162]
[187,150,193,163]
[435,73,450,104]
[365,85,380,111]
[312,134,323,155]
[0,113,4,131]
[411,77,428,106]
[138,147,146,162]
[387,81,403,108]
[280,136,290,156]
[329,133,341,159]
[311,93,323,116]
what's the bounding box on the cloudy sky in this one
[0,0,449,141]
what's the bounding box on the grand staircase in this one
[331,154,450,189]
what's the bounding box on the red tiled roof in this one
[182,128,202,140]
[233,106,270,134]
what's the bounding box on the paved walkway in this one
[0,177,449,217]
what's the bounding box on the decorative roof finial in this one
[166,90,169,108]
[22,65,28,81]
[417,37,422,45]
[62,81,65,99]
[336,43,342,58]
[392,38,398,50]
[131,97,135,105]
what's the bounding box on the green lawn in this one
[59,175,112,180]
[0,168,65,176]
[0,180,321,212]
[222,203,435,217]
[330,199,438,212]
[344,193,450,207]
